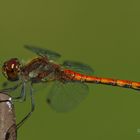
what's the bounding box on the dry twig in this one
[0,92,17,140]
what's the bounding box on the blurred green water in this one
[0,0,140,140]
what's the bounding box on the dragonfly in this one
[1,45,140,129]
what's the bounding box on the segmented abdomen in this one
[64,69,140,90]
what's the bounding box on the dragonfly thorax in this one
[2,58,21,81]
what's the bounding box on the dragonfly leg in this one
[12,82,26,102]
[0,82,22,93]
[16,83,35,129]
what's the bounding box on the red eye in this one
[2,58,21,81]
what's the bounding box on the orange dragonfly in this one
[1,45,140,128]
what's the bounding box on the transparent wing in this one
[46,81,89,112]
[24,45,61,60]
[62,60,94,75]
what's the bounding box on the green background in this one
[0,0,140,140]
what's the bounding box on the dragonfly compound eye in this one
[2,58,21,81]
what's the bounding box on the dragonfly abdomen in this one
[85,76,140,90]
[64,69,140,90]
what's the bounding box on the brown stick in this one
[0,92,17,140]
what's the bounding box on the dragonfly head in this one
[2,58,21,81]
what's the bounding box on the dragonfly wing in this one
[62,60,94,75]
[46,81,89,112]
[24,45,61,60]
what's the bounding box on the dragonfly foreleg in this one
[12,82,26,102]
[16,83,35,129]
[0,82,22,93]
